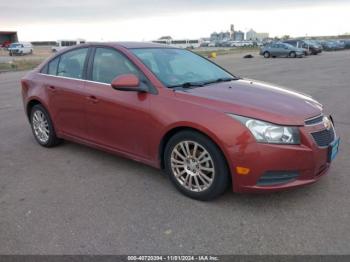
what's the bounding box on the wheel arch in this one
[26,99,43,120]
[25,98,56,129]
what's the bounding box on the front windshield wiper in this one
[168,82,204,89]
[201,77,238,86]
[168,77,239,89]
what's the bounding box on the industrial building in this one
[246,29,269,41]
[210,25,247,42]
[0,31,18,47]
[210,31,231,41]
[233,31,245,41]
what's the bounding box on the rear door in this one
[277,44,288,56]
[44,47,90,139]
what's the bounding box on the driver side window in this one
[92,48,138,84]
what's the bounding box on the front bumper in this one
[228,122,337,193]
[9,49,20,54]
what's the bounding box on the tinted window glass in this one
[48,56,59,75]
[57,48,88,79]
[92,48,138,84]
[41,64,48,74]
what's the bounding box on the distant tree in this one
[282,35,290,40]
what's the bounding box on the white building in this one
[246,29,269,41]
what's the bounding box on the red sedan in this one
[21,42,340,200]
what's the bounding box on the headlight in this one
[228,114,300,144]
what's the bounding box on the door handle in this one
[48,85,56,93]
[86,95,99,104]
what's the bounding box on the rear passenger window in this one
[92,48,138,84]
[48,57,59,75]
[57,48,88,79]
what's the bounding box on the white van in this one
[8,42,33,56]
[52,39,86,52]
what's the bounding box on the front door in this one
[84,47,153,160]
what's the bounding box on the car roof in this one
[86,41,173,49]
[48,41,177,60]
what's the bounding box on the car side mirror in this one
[111,74,146,92]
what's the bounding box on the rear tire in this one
[164,130,230,201]
[289,51,296,58]
[263,51,270,58]
[30,104,62,147]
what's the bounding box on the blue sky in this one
[1,0,349,41]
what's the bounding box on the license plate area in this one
[328,138,340,162]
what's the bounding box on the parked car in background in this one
[284,40,322,55]
[340,39,350,49]
[320,40,336,51]
[321,40,346,51]
[8,42,33,56]
[283,40,311,56]
[303,40,322,55]
[21,42,339,200]
[333,40,346,50]
[260,42,304,58]
[52,39,86,52]
[1,40,11,48]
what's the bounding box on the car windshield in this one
[9,43,21,48]
[131,48,235,88]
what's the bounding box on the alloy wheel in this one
[170,141,215,192]
[32,110,50,143]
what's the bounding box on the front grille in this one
[311,128,335,147]
[257,171,299,186]
[305,114,323,125]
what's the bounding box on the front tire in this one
[263,51,270,58]
[30,104,62,147]
[164,130,230,201]
[289,51,296,58]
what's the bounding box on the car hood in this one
[176,79,323,125]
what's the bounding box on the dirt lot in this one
[0,50,349,254]
[0,47,52,71]
[0,46,52,61]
